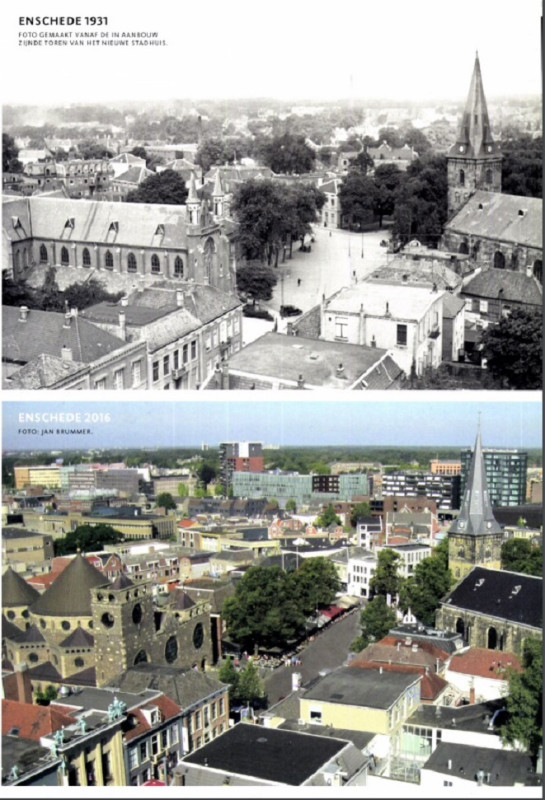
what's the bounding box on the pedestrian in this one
[297,278,301,286]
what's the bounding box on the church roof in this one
[30,553,109,618]
[441,566,542,629]
[444,191,542,249]
[448,53,500,159]
[449,426,502,538]
[59,627,95,648]
[109,573,134,590]
[2,567,40,608]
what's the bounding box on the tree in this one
[352,595,397,651]
[501,134,542,198]
[35,684,58,705]
[231,180,294,266]
[289,557,341,615]
[130,146,148,160]
[351,149,375,175]
[126,169,188,205]
[369,549,402,599]
[315,504,341,528]
[223,565,306,651]
[196,462,217,488]
[372,164,403,227]
[155,492,176,511]
[339,171,377,229]
[195,138,227,173]
[77,140,113,160]
[177,483,189,498]
[237,661,265,706]
[501,538,542,576]
[3,133,23,173]
[350,501,371,529]
[285,498,297,513]
[54,524,124,556]
[236,263,277,306]
[480,308,542,389]
[392,155,448,247]
[398,544,453,626]
[501,638,543,758]
[260,132,315,174]
[218,657,240,703]
[214,483,224,497]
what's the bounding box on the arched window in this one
[82,247,91,267]
[203,238,215,284]
[61,246,70,266]
[472,241,480,260]
[174,256,184,278]
[510,251,519,271]
[151,254,161,274]
[127,252,137,272]
[14,251,21,270]
[493,251,505,270]
[459,169,465,186]
[487,627,498,649]
[485,168,493,184]
[105,250,114,269]
[40,244,48,264]
[533,259,542,284]
[459,242,469,255]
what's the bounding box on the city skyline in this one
[4,397,542,451]
[2,0,541,105]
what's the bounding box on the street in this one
[241,227,392,345]
[262,607,362,707]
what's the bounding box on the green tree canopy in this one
[501,538,542,576]
[77,140,113,160]
[480,309,542,390]
[350,501,371,529]
[54,524,124,556]
[501,134,542,197]
[289,557,340,615]
[315,504,341,528]
[223,565,306,651]
[352,595,397,651]
[339,171,377,229]
[197,462,217,488]
[501,638,543,757]
[177,483,189,498]
[392,154,448,248]
[237,661,265,705]
[372,164,403,226]
[218,657,240,703]
[155,492,177,511]
[369,549,402,599]
[126,169,188,205]
[3,133,23,173]
[399,542,453,627]
[285,498,297,513]
[195,137,228,173]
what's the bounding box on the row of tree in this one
[222,559,340,652]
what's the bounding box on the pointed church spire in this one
[187,171,198,203]
[451,53,499,158]
[212,169,224,198]
[450,425,502,537]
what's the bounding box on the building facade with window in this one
[320,282,445,376]
[460,446,527,508]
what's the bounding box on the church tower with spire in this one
[447,53,502,217]
[448,422,503,581]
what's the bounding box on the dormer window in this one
[155,224,165,236]
[64,218,75,229]
[11,216,22,229]
[108,221,119,232]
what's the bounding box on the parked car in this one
[280,304,303,318]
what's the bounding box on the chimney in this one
[176,289,184,308]
[19,306,29,322]
[221,359,229,390]
[119,309,126,340]
[447,760,452,771]
[61,346,73,361]
[297,374,304,389]
[14,662,33,704]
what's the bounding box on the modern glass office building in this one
[460,448,528,508]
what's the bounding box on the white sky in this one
[1,0,542,107]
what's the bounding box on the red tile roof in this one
[448,647,522,679]
[124,694,182,742]
[2,699,75,740]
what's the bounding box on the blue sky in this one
[3,397,541,451]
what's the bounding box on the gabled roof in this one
[3,306,126,365]
[423,741,537,786]
[462,269,542,306]
[1,699,75,740]
[2,567,40,607]
[441,566,542,629]
[3,352,85,389]
[6,624,46,644]
[442,292,467,318]
[448,646,522,679]
[114,166,154,185]
[30,553,109,617]
[110,664,228,706]
[124,694,182,742]
[109,573,134,590]
[59,627,95,648]
[445,190,542,249]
